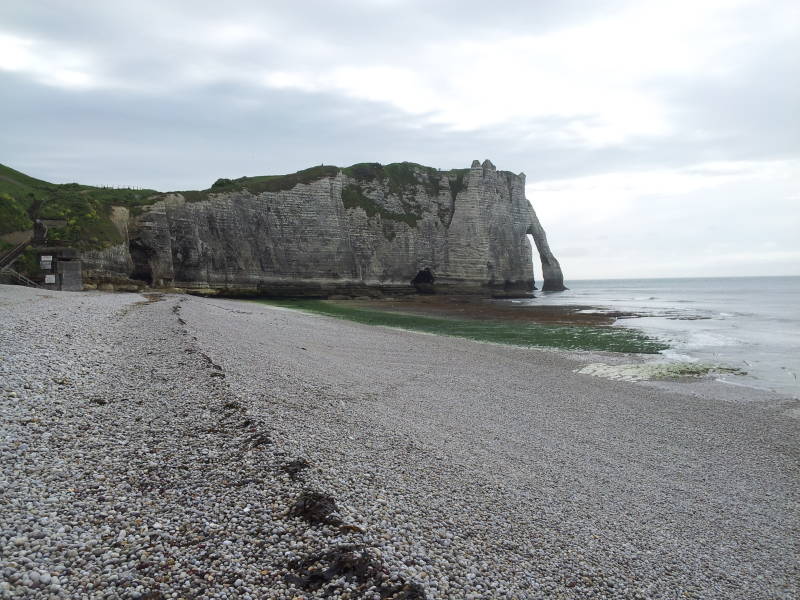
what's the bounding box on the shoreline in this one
[255,298,668,354]
[317,296,799,399]
[1,285,798,599]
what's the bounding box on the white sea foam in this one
[576,361,740,382]
[660,350,698,362]
[518,276,800,397]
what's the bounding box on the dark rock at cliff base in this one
[80,160,565,297]
[542,282,568,292]
[411,267,435,285]
[411,267,435,294]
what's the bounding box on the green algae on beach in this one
[256,299,668,354]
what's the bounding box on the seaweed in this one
[285,545,427,599]
[289,490,341,526]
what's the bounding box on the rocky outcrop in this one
[85,160,565,296]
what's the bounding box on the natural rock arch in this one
[525,222,566,292]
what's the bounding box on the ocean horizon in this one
[564,274,800,282]
[520,275,800,398]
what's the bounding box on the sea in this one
[519,276,800,398]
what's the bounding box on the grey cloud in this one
[3,0,797,182]
[1,1,628,46]
[1,0,798,277]
[2,62,796,192]
[1,70,516,189]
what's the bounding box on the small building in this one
[37,248,83,291]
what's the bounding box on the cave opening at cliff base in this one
[411,267,435,294]
[129,240,153,284]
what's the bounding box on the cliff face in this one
[82,160,565,295]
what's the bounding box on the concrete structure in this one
[38,248,83,291]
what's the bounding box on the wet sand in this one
[342,295,637,326]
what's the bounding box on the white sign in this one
[41,255,53,261]
[45,274,56,284]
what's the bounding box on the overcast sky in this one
[1,0,798,279]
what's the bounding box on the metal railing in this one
[0,236,32,270]
[0,266,40,288]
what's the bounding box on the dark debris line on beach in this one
[0,290,430,599]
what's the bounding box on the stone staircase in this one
[0,235,39,287]
[0,267,40,288]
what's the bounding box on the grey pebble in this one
[0,285,796,599]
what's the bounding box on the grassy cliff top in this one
[0,161,471,249]
[177,162,471,203]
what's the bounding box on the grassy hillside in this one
[0,161,469,249]
[0,164,49,235]
[0,164,159,248]
[0,192,33,235]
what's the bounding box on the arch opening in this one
[526,225,567,292]
[526,233,538,290]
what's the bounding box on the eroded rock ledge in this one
[82,160,566,297]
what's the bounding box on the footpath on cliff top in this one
[1,285,798,599]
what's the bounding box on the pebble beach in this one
[1,285,798,599]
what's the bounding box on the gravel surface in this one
[1,285,798,599]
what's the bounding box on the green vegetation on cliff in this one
[259,299,669,354]
[214,161,465,202]
[0,163,157,249]
[342,184,420,228]
[342,161,443,198]
[0,193,33,234]
[200,165,341,200]
[0,160,470,249]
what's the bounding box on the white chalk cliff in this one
[83,160,565,295]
